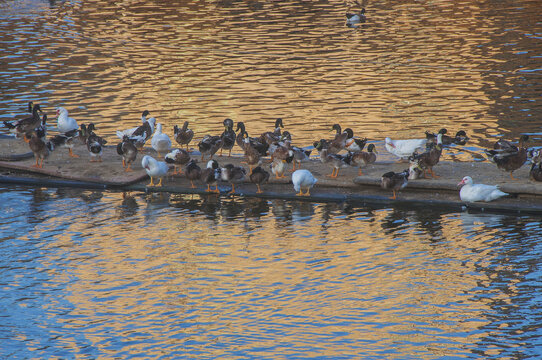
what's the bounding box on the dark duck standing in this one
[116,135,138,172]
[409,133,443,178]
[200,159,222,193]
[164,148,191,175]
[173,121,194,151]
[28,127,54,168]
[185,159,202,188]
[4,103,43,140]
[198,135,222,161]
[484,135,529,180]
[86,123,107,162]
[249,166,270,194]
[221,163,247,194]
[220,118,236,156]
[381,169,410,200]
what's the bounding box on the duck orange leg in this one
[229,183,236,194]
[32,157,40,168]
[510,172,518,180]
[389,190,397,200]
[326,168,337,178]
[68,148,79,158]
[190,180,196,189]
[303,187,311,196]
[148,177,155,186]
[125,163,133,172]
[256,184,263,194]
[358,168,363,176]
[156,177,163,187]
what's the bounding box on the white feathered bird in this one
[385,137,427,160]
[56,107,79,134]
[292,169,317,196]
[457,176,508,202]
[141,155,170,187]
[151,123,172,157]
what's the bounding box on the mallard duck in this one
[292,169,317,196]
[4,103,42,140]
[493,134,529,151]
[86,124,107,162]
[249,166,270,194]
[425,128,469,146]
[185,159,202,188]
[243,136,262,174]
[320,148,352,178]
[198,135,222,161]
[291,146,312,171]
[56,107,79,134]
[346,6,366,27]
[141,155,170,187]
[384,137,427,160]
[344,129,368,152]
[116,135,138,172]
[220,118,236,156]
[259,118,284,145]
[270,140,293,163]
[270,158,288,179]
[350,143,377,175]
[409,133,443,178]
[28,128,54,168]
[530,158,542,182]
[50,125,82,158]
[24,113,48,143]
[117,110,156,149]
[164,148,190,175]
[173,121,194,150]
[151,123,172,157]
[381,170,409,200]
[457,176,508,202]
[221,163,246,194]
[200,160,222,193]
[326,124,350,154]
[484,135,528,180]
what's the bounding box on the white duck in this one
[385,137,427,160]
[56,107,79,134]
[151,123,172,157]
[141,155,170,187]
[292,169,317,196]
[457,176,508,202]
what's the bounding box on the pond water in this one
[1,187,542,359]
[1,0,541,358]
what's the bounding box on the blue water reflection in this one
[1,187,541,359]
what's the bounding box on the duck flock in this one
[3,102,541,203]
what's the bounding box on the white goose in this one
[151,123,172,157]
[457,176,508,202]
[292,169,317,196]
[385,137,427,160]
[56,107,79,134]
[141,155,170,187]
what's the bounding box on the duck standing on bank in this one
[28,127,54,168]
[484,135,528,180]
[457,176,508,202]
[220,118,236,157]
[3,103,43,140]
[250,166,270,194]
[221,163,246,194]
[151,123,172,157]
[381,169,410,200]
[198,135,222,161]
[116,135,138,172]
[292,169,317,196]
[385,136,427,161]
[185,159,202,188]
[141,155,170,187]
[86,123,107,162]
[350,143,377,176]
[173,121,194,151]
[164,148,190,175]
[409,133,443,178]
[200,160,222,193]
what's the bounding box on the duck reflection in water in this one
[116,192,139,219]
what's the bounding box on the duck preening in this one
[173,121,194,150]
[457,176,508,202]
[381,169,409,200]
[292,169,317,196]
[164,148,190,175]
[249,166,270,194]
[116,135,138,172]
[141,155,170,187]
[409,133,443,178]
[484,135,528,180]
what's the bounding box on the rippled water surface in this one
[1,187,542,359]
[1,0,542,358]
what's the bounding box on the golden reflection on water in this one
[0,0,540,163]
[23,191,525,357]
